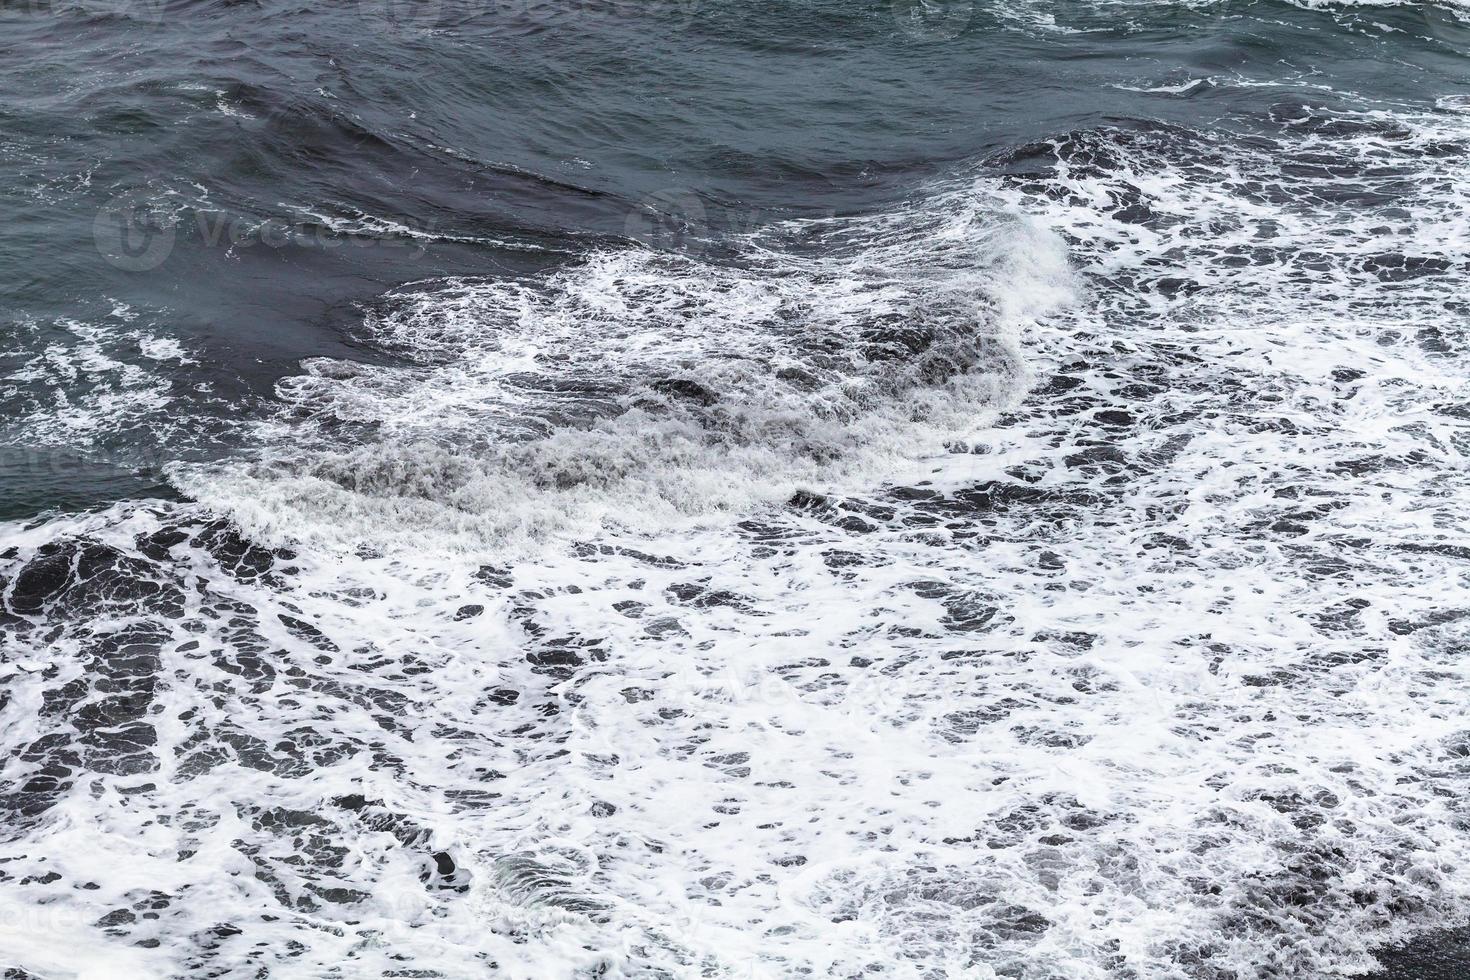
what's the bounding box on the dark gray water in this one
[4,0,1465,517]
[3,1,1470,976]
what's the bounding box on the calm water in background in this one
[3,1,1470,976]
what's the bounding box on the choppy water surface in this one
[3,1,1470,976]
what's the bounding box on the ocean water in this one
[3,0,1470,976]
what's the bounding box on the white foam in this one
[175,192,1076,553]
[1111,77,1212,94]
[4,95,1470,979]
[0,312,199,451]
[993,0,1470,36]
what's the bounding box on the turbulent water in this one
[3,1,1470,977]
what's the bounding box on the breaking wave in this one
[3,52,1470,980]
